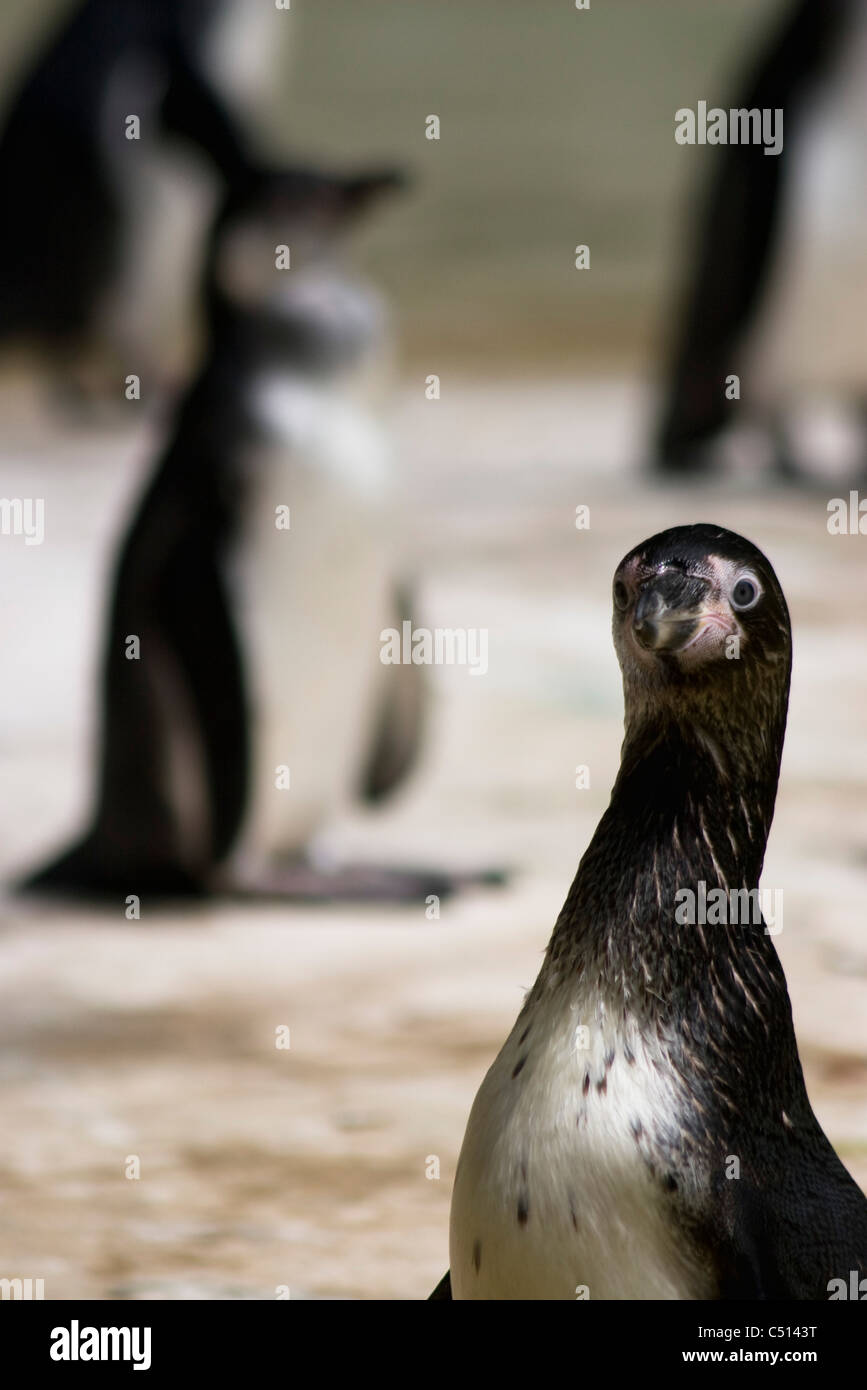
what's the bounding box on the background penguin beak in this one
[632,574,708,653]
[340,168,410,219]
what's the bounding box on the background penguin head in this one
[611,524,792,756]
[201,163,406,366]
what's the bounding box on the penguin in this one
[655,0,865,478]
[433,524,867,1299]
[20,163,481,903]
[0,0,274,387]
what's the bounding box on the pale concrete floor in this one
[0,377,865,1299]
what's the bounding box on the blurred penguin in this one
[21,164,496,903]
[0,0,279,395]
[655,0,867,481]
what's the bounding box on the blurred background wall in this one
[277,0,791,372]
[0,0,791,373]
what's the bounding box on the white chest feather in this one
[450,986,714,1300]
[229,375,394,861]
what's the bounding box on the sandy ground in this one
[1,377,866,1299]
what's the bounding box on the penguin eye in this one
[613,579,629,611]
[731,575,760,611]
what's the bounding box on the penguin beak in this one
[340,169,409,219]
[632,573,729,655]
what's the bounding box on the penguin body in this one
[439,525,867,1300]
[656,0,865,476]
[226,322,395,872]
[21,168,436,900]
[747,1,867,414]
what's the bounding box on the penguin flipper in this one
[428,1271,452,1300]
[710,1140,867,1300]
[355,589,507,895]
[359,585,426,804]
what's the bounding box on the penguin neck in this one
[205,315,301,378]
[203,297,368,381]
[623,700,784,872]
[549,707,785,990]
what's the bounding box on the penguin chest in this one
[449,992,715,1300]
[229,377,394,859]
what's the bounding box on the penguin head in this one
[611,524,791,754]
[202,161,405,364]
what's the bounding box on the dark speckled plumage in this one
[432,525,867,1300]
